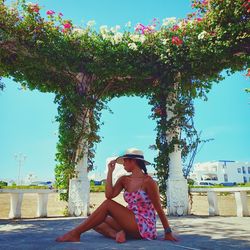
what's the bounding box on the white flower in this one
[125,21,131,28]
[161,38,167,45]
[101,33,110,40]
[198,31,208,40]
[139,35,146,43]
[72,28,86,35]
[111,32,123,45]
[87,20,96,27]
[129,34,146,44]
[148,25,155,31]
[128,42,138,50]
[162,17,177,27]
[160,54,166,60]
[100,25,108,34]
[110,25,121,33]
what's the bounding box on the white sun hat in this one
[115,148,151,165]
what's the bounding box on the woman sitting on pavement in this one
[56,148,177,243]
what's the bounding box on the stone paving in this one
[0,215,250,250]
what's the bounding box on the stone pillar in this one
[235,191,249,217]
[37,193,49,217]
[166,88,189,216]
[9,193,23,219]
[207,191,219,216]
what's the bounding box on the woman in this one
[56,148,177,243]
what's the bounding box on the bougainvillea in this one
[0,0,249,202]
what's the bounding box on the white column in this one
[68,154,90,217]
[166,92,189,216]
[235,191,249,217]
[166,144,189,216]
[37,193,49,217]
[9,193,23,219]
[68,112,90,217]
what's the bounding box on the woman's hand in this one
[164,232,178,241]
[108,160,116,172]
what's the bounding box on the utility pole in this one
[14,153,26,185]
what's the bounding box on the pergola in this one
[0,0,249,216]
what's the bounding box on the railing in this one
[0,189,57,219]
[190,187,250,217]
[1,187,249,219]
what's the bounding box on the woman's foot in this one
[115,230,126,243]
[56,230,80,242]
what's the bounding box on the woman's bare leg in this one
[56,199,140,242]
[94,217,126,243]
[94,222,117,239]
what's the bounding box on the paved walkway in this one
[0,215,250,250]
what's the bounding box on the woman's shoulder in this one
[117,175,130,184]
[144,174,154,182]
[144,175,157,187]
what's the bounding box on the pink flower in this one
[63,22,72,29]
[243,0,250,12]
[195,17,203,22]
[46,10,55,16]
[135,23,146,34]
[172,25,179,31]
[59,12,63,16]
[172,36,183,46]
[135,23,154,34]
[201,0,208,6]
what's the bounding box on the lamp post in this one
[14,153,26,185]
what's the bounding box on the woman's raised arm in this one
[105,160,125,199]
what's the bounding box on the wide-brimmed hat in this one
[115,148,151,165]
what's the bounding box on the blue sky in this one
[0,0,249,182]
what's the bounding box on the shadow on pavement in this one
[0,216,249,250]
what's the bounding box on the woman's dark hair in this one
[135,159,148,175]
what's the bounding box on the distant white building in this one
[190,160,250,184]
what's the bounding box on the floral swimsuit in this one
[123,180,157,240]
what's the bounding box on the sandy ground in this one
[0,192,249,219]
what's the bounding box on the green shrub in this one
[90,185,105,192]
[0,181,8,187]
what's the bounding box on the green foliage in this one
[62,205,70,216]
[187,179,195,186]
[238,182,250,187]
[0,0,249,202]
[90,185,105,192]
[0,181,8,187]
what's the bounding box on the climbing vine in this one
[0,0,249,202]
